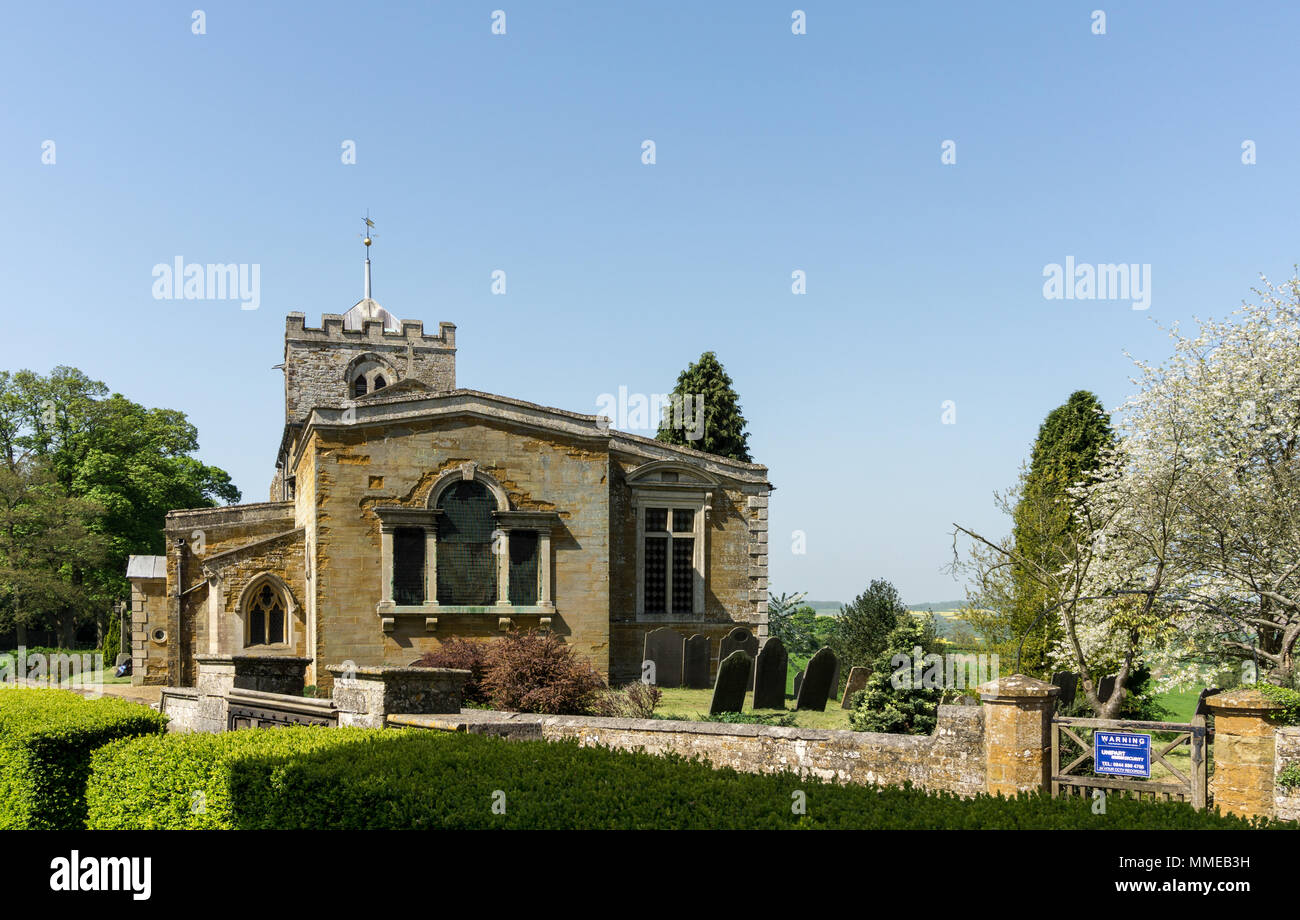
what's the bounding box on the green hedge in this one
[87,725,1292,829]
[0,689,168,829]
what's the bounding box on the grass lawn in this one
[1154,688,1203,723]
[655,686,853,730]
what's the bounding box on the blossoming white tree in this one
[956,277,1300,716]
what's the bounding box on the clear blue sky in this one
[4,1,1298,605]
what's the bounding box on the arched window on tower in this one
[352,376,368,398]
[373,375,387,391]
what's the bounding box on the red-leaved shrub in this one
[413,638,491,705]
[479,630,606,715]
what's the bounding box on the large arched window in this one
[246,581,287,646]
[435,479,498,605]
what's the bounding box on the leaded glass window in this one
[248,583,286,646]
[642,507,697,615]
[508,530,539,606]
[436,480,498,605]
[393,527,426,605]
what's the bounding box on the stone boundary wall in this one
[389,703,985,796]
[1277,726,1300,822]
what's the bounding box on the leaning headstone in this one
[1050,671,1078,709]
[709,650,751,715]
[792,669,805,699]
[642,627,684,687]
[752,637,788,710]
[719,627,758,684]
[1097,674,1116,703]
[1194,686,1222,717]
[796,647,837,712]
[840,665,869,709]
[683,634,711,689]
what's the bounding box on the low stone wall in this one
[390,703,986,796]
[1276,726,1300,822]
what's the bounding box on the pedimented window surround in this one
[373,463,560,631]
[628,461,717,619]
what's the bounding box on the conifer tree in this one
[655,351,752,462]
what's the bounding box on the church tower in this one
[281,219,457,426]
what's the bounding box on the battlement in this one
[281,312,458,426]
[285,312,456,350]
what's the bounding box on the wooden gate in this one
[1050,714,1208,810]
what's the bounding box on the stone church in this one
[128,254,772,693]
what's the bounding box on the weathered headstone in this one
[709,650,751,715]
[1194,686,1222,717]
[642,627,684,687]
[683,634,711,689]
[840,665,869,709]
[719,627,758,684]
[828,658,841,701]
[1050,671,1078,709]
[792,669,805,699]
[796,647,837,711]
[752,637,788,710]
[1097,674,1116,703]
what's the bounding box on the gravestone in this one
[1097,674,1116,703]
[828,659,841,701]
[1194,686,1222,717]
[792,669,805,699]
[641,628,684,687]
[796,647,837,712]
[1050,671,1078,709]
[709,650,751,715]
[683,634,711,689]
[719,627,758,685]
[840,665,869,709]
[752,637,788,710]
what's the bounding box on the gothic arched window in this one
[436,480,497,605]
[352,376,368,398]
[247,582,287,646]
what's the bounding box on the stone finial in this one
[976,673,1060,700]
[1203,687,1287,717]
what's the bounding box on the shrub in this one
[414,638,492,705]
[479,630,605,714]
[591,682,662,719]
[1260,684,1300,725]
[0,689,167,829]
[86,724,1289,830]
[851,618,942,735]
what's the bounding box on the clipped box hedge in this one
[0,689,168,829]
[87,725,1291,830]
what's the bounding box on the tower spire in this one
[361,212,376,300]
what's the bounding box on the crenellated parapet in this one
[283,312,457,424]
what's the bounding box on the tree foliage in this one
[655,351,752,462]
[830,579,914,671]
[963,391,1114,677]
[0,367,239,641]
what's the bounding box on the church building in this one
[127,242,772,693]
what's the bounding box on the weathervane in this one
[360,211,377,300]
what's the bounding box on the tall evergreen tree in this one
[964,390,1114,676]
[655,352,752,462]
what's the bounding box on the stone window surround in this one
[632,481,713,619]
[234,572,298,653]
[373,463,560,631]
[345,352,398,397]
